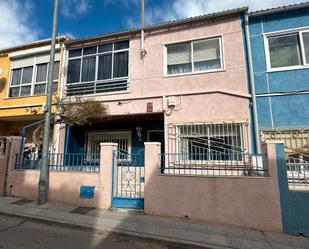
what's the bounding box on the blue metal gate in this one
[112,150,145,209]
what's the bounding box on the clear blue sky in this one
[0,0,304,48]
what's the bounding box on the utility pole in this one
[38,0,58,205]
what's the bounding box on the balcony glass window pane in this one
[81,56,96,82]
[268,34,302,68]
[11,69,22,85]
[303,32,309,64]
[67,59,81,83]
[98,43,113,53]
[193,39,221,72]
[83,46,97,55]
[113,51,129,78]
[69,48,82,58]
[20,86,31,96]
[114,41,129,50]
[36,63,48,82]
[98,54,112,80]
[21,66,33,84]
[34,84,46,95]
[9,87,19,97]
[167,43,192,75]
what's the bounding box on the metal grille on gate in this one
[111,150,145,209]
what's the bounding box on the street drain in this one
[70,206,95,215]
[10,199,33,206]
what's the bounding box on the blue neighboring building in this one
[248,3,309,146]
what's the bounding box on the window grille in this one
[87,131,131,156]
[175,122,246,162]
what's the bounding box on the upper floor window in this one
[166,37,223,76]
[9,61,59,97]
[66,40,129,96]
[266,30,309,70]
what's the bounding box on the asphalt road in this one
[0,214,208,249]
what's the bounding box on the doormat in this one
[70,206,95,215]
[10,199,33,206]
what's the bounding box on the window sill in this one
[3,94,50,100]
[64,90,131,98]
[266,65,309,73]
[163,68,226,78]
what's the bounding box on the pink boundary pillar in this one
[100,142,118,209]
[144,142,161,213]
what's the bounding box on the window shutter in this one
[193,39,220,62]
[167,43,191,65]
[11,56,34,69]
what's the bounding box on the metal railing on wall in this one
[15,153,100,172]
[160,152,266,177]
[286,158,309,191]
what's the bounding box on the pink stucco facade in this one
[58,12,251,153]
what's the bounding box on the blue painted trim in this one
[64,124,71,154]
[276,143,309,236]
[111,197,144,210]
[111,150,115,208]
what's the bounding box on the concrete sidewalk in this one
[0,197,308,249]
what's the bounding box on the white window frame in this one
[66,41,130,96]
[8,60,60,98]
[163,36,224,77]
[264,27,309,72]
[9,66,33,97]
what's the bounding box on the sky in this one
[0,0,306,49]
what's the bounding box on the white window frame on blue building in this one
[264,26,309,72]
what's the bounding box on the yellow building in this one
[0,37,68,148]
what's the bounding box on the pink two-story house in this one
[57,7,251,167]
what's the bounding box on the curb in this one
[0,210,230,249]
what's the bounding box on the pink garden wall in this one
[144,142,283,232]
[2,137,284,232]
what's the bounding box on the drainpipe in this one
[245,15,261,154]
[140,0,145,57]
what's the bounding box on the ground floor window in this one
[176,122,246,161]
[86,131,132,155]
